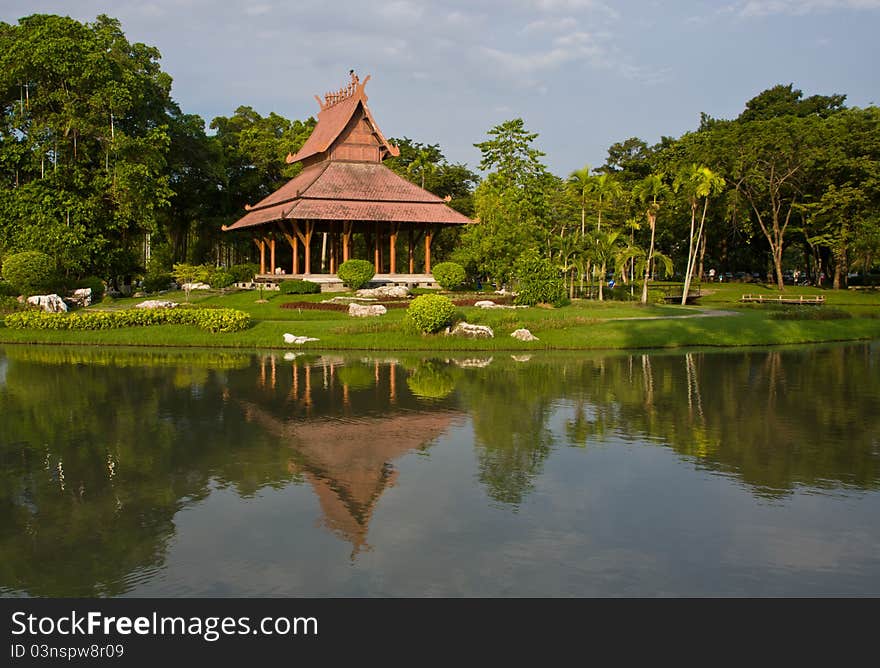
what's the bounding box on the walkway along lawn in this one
[1,284,879,351]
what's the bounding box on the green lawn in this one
[2,283,879,351]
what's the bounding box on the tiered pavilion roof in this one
[223,72,473,279]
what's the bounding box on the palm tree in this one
[590,173,624,232]
[589,229,623,301]
[568,164,592,238]
[674,165,725,305]
[632,173,671,304]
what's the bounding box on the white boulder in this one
[182,282,211,291]
[356,285,410,299]
[27,294,68,313]
[474,300,497,308]
[448,322,494,339]
[68,288,92,307]
[348,303,387,317]
[135,300,178,309]
[283,333,319,345]
[511,328,539,342]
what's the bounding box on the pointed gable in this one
[286,73,399,166]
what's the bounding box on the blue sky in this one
[1,1,878,175]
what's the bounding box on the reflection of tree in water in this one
[454,360,563,507]
[0,348,297,596]
[451,344,880,504]
[0,349,460,594]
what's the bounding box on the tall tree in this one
[456,119,550,284]
[0,14,177,282]
[674,164,725,304]
[632,173,670,303]
[726,117,821,290]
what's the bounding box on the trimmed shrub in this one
[75,276,105,301]
[207,268,235,289]
[2,251,56,295]
[432,261,466,291]
[229,263,260,282]
[4,307,251,333]
[280,279,321,295]
[337,259,375,290]
[513,250,569,307]
[143,273,173,293]
[405,293,456,333]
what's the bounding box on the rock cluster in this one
[26,294,68,313]
[348,303,387,317]
[67,288,92,308]
[473,300,525,310]
[135,300,178,309]
[182,282,211,291]
[355,285,410,299]
[447,322,494,339]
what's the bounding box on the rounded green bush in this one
[280,279,320,295]
[513,250,568,307]
[2,251,56,296]
[405,293,456,333]
[337,259,375,290]
[207,269,235,289]
[432,261,466,291]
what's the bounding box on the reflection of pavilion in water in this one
[243,355,460,556]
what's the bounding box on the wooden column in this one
[255,238,266,274]
[408,225,415,274]
[282,223,298,275]
[424,226,433,274]
[389,223,399,275]
[293,221,314,275]
[269,238,276,275]
[373,222,380,272]
[329,223,337,274]
[304,222,314,275]
[342,222,352,262]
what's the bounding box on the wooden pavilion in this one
[222,72,474,282]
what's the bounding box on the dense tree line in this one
[1,14,877,295]
[457,83,880,296]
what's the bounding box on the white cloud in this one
[522,16,579,33]
[731,0,880,17]
[524,0,620,19]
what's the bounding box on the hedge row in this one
[4,307,251,333]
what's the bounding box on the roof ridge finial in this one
[316,70,368,111]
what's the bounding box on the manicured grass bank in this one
[1,284,879,351]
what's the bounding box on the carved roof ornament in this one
[315,70,369,111]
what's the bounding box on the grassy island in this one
[2,282,878,352]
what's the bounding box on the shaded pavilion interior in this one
[222,73,473,281]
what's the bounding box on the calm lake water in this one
[1,343,878,597]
